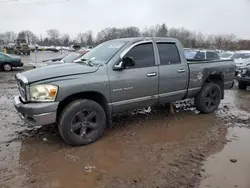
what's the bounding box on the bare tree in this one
[85,30,94,46]
[155,24,168,37]
[120,27,140,38]
[77,33,87,46]
[46,29,60,45]
[61,34,70,46]
[18,30,38,44]
[141,26,157,37]
[1,23,249,50]
[0,31,17,43]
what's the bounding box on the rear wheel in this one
[2,63,12,72]
[195,83,222,114]
[238,81,247,90]
[58,99,106,146]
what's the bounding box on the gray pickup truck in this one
[14,37,235,146]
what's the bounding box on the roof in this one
[109,37,178,43]
[236,50,250,53]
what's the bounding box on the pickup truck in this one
[14,37,235,146]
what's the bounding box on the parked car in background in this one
[236,64,250,90]
[185,50,220,61]
[232,51,250,72]
[33,48,90,68]
[42,53,69,63]
[219,51,235,60]
[0,52,23,71]
[14,37,235,146]
[59,48,90,63]
[45,46,60,52]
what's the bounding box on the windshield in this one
[184,51,197,59]
[232,53,250,59]
[61,52,81,63]
[79,40,127,65]
[219,52,233,58]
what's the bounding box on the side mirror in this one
[113,56,135,70]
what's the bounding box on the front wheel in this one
[195,83,222,114]
[58,99,106,146]
[238,81,247,90]
[2,63,12,71]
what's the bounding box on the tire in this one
[58,99,106,146]
[2,63,12,72]
[238,81,247,90]
[27,52,30,55]
[195,83,222,114]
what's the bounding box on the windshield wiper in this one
[79,58,94,67]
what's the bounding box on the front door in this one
[108,41,159,113]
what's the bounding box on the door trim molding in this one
[158,90,186,98]
[109,89,190,107]
[109,95,158,106]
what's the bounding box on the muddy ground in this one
[0,65,250,188]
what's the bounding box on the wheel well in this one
[56,91,111,125]
[205,74,224,99]
[1,62,11,69]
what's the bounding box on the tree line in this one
[1,24,250,50]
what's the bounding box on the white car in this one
[232,51,250,71]
[219,51,235,60]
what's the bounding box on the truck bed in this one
[186,59,236,98]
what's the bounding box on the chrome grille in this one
[15,73,28,102]
[17,79,26,102]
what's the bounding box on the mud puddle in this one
[200,127,250,188]
[1,111,224,188]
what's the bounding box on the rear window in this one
[185,51,197,59]
[206,52,220,59]
[157,43,181,65]
[195,52,205,60]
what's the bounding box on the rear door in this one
[109,41,159,113]
[156,42,188,103]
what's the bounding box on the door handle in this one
[177,69,186,73]
[146,72,157,77]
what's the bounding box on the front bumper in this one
[14,96,59,126]
[236,75,250,83]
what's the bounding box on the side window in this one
[157,43,181,65]
[207,52,219,59]
[195,52,205,60]
[243,53,250,59]
[125,43,155,68]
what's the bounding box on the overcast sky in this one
[1,0,250,39]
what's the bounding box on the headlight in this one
[29,85,58,102]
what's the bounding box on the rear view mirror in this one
[113,56,135,70]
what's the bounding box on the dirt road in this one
[0,68,250,188]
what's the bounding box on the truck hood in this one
[21,63,99,83]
